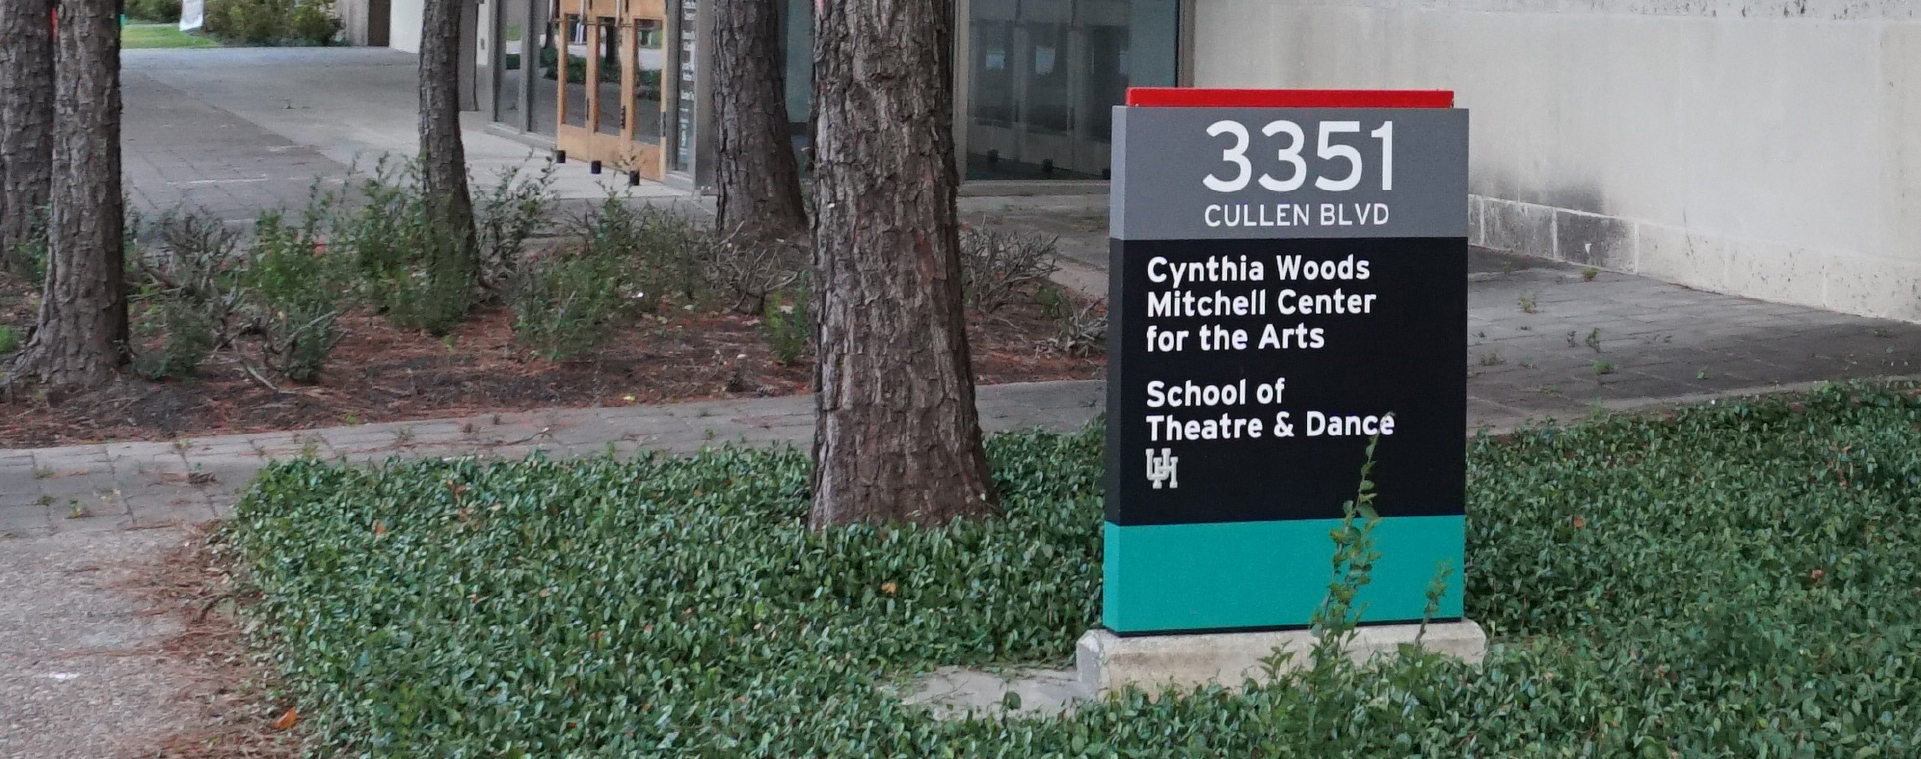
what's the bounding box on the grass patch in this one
[123,23,223,49]
[227,384,1921,756]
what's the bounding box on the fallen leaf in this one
[272,707,299,731]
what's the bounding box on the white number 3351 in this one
[1203,119,1393,194]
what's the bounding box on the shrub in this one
[634,207,721,307]
[247,210,342,382]
[131,299,218,379]
[758,276,810,365]
[4,206,48,282]
[334,159,475,335]
[335,159,422,297]
[509,196,663,360]
[474,161,558,292]
[567,200,721,309]
[389,217,475,336]
[1036,283,1106,356]
[286,0,340,45]
[126,0,183,22]
[509,248,634,362]
[0,325,19,356]
[334,158,550,335]
[712,224,803,314]
[205,0,336,45]
[128,209,246,379]
[207,0,287,44]
[537,48,592,84]
[959,226,1059,312]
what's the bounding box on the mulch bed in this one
[0,270,1104,448]
[129,525,303,759]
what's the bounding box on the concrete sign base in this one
[1076,621,1487,696]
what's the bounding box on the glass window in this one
[633,18,664,144]
[965,0,1179,179]
[596,17,624,135]
[533,0,560,134]
[497,21,524,126]
[561,14,588,128]
[673,0,698,172]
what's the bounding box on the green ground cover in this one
[227,385,1921,757]
[122,23,222,49]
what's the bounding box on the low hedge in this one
[204,0,339,46]
[127,0,183,23]
[226,384,1921,757]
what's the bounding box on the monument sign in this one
[1104,89,1469,635]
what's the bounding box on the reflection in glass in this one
[596,17,624,135]
[971,19,1012,127]
[498,22,524,125]
[533,0,559,134]
[560,15,588,128]
[964,0,1179,180]
[1082,22,1126,141]
[1024,23,1069,135]
[673,0,698,172]
[633,19,664,144]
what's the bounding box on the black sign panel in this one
[1105,236,1465,526]
[1104,105,1470,529]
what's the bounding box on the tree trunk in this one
[0,0,55,273]
[712,0,807,241]
[418,0,478,311]
[808,0,998,527]
[10,0,126,389]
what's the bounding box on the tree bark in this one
[808,0,998,527]
[10,0,126,389]
[418,0,478,300]
[0,0,55,273]
[712,0,807,241]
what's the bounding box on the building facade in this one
[343,0,1921,323]
[459,0,1180,188]
[1190,0,1921,323]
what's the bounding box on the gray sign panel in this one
[1111,107,1469,241]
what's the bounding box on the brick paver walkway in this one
[0,381,1103,538]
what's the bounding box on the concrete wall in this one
[390,0,425,53]
[1192,0,1921,321]
[333,0,390,45]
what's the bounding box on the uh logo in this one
[1145,448,1179,489]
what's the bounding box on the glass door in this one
[668,0,700,174]
[594,16,624,136]
[965,0,1178,180]
[632,18,665,145]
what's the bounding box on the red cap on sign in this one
[1126,88,1454,109]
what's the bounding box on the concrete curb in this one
[1076,621,1488,695]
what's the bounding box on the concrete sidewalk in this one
[124,47,684,223]
[978,204,1921,427]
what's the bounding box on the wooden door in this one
[556,0,667,181]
